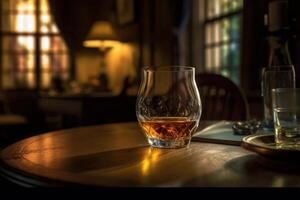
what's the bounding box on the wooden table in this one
[1,121,300,187]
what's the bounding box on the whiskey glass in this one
[136,66,201,148]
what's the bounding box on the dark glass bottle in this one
[268,36,292,66]
[261,0,296,130]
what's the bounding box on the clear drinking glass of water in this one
[272,88,300,149]
[261,65,295,131]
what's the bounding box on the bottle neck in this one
[268,37,292,66]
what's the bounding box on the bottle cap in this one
[268,0,289,32]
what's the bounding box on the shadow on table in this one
[182,154,300,187]
[49,146,151,173]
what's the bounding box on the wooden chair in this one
[195,73,249,121]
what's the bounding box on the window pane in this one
[230,70,239,85]
[41,54,50,72]
[2,52,36,71]
[207,0,215,18]
[213,22,220,43]
[41,54,68,74]
[51,24,59,33]
[16,13,36,32]
[230,42,240,66]
[214,46,221,69]
[221,19,230,42]
[232,0,243,11]
[41,54,58,73]
[39,13,60,33]
[207,0,221,18]
[206,48,213,70]
[221,67,230,78]
[1,53,36,89]
[2,54,11,72]
[2,36,35,53]
[221,44,229,67]
[230,15,241,40]
[1,13,11,31]
[40,13,51,33]
[41,73,51,88]
[15,0,36,12]
[41,36,50,51]
[214,0,221,17]
[205,24,212,44]
[2,13,36,32]
[41,53,68,89]
[41,36,68,52]
[27,72,35,88]
[1,0,70,90]
[221,0,230,15]
[1,0,36,32]
[18,35,35,51]
[2,0,36,12]
[41,0,49,12]
[61,54,69,71]
[204,0,242,85]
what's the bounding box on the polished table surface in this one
[1,121,300,187]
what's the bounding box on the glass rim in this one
[143,66,195,72]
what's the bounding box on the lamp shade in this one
[83,21,119,48]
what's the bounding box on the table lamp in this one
[83,21,119,92]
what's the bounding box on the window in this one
[204,0,243,85]
[0,0,69,90]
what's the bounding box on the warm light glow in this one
[85,21,117,40]
[16,1,35,32]
[17,36,34,51]
[24,136,55,166]
[2,0,68,89]
[141,148,161,176]
[142,159,150,175]
[52,25,59,33]
[27,54,35,71]
[42,37,50,51]
[83,20,119,50]
[41,0,49,11]
[106,43,137,94]
[41,14,50,24]
[42,55,50,71]
[83,40,120,49]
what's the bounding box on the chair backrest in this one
[195,73,249,121]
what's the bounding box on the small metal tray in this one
[242,133,300,161]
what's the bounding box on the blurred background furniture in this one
[195,73,249,121]
[38,93,136,131]
[0,92,28,148]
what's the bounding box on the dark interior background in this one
[0,0,299,142]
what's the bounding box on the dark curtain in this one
[48,0,114,78]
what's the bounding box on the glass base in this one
[276,142,300,150]
[147,137,191,149]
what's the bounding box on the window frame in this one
[0,0,69,90]
[202,0,243,85]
